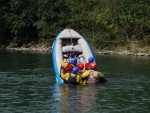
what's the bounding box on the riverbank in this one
[3,44,150,57]
[5,45,52,52]
[95,50,150,57]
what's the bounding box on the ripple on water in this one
[0,67,54,113]
[0,52,150,113]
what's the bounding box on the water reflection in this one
[51,84,99,113]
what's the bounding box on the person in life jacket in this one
[78,58,107,84]
[87,62,107,84]
[77,58,97,72]
[60,66,90,85]
[61,58,77,74]
[87,70,107,84]
[85,57,97,70]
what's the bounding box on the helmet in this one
[88,62,97,70]
[77,63,84,70]
[72,67,79,74]
[71,58,77,64]
[88,57,94,62]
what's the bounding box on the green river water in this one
[0,50,149,113]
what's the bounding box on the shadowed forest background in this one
[0,0,149,50]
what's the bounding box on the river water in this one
[0,50,149,113]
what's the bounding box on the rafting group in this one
[60,55,107,85]
[52,29,107,84]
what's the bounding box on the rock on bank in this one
[6,45,52,52]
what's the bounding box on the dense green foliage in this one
[0,0,149,48]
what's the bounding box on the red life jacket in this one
[63,63,74,73]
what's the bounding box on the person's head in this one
[88,62,97,70]
[71,58,77,65]
[72,66,79,74]
[77,63,84,70]
[88,57,95,62]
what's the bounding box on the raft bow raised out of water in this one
[52,29,95,84]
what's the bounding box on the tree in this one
[0,0,10,45]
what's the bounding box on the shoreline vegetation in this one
[0,0,149,56]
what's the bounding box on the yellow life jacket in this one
[60,72,89,85]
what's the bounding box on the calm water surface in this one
[0,50,149,113]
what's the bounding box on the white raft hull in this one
[52,29,95,84]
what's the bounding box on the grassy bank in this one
[115,43,150,53]
[97,41,150,53]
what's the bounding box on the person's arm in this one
[80,70,90,78]
[60,70,69,81]
[98,72,105,78]
[91,71,105,78]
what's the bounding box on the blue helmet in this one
[71,58,77,64]
[72,67,79,74]
[88,57,94,62]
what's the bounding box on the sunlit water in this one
[0,50,149,113]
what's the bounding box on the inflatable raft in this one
[52,29,95,84]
